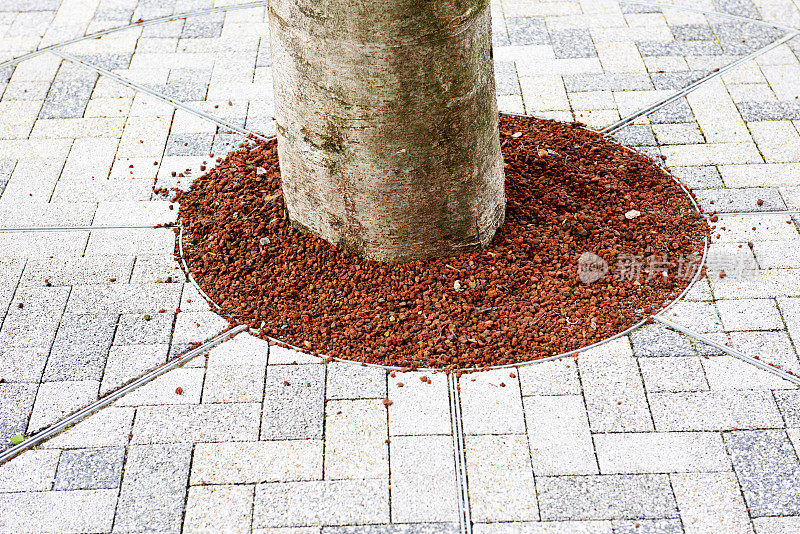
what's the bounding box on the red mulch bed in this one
[174,114,708,369]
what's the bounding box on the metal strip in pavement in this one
[601,30,800,135]
[0,2,270,71]
[0,325,247,465]
[448,373,472,534]
[654,316,800,386]
[51,49,271,142]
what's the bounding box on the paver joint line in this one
[0,325,247,466]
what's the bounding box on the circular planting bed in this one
[175,114,708,369]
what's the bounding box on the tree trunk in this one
[267,0,505,263]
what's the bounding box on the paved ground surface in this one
[1,0,800,532]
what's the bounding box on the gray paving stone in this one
[671,471,753,534]
[466,434,539,522]
[612,519,682,534]
[739,101,800,121]
[552,29,597,59]
[43,406,134,450]
[53,447,125,490]
[578,344,653,432]
[39,79,96,119]
[165,132,214,156]
[730,330,800,374]
[0,449,60,492]
[611,124,656,146]
[519,358,581,395]
[43,313,117,381]
[388,370,451,436]
[114,311,173,345]
[325,526,458,534]
[670,166,724,189]
[115,367,204,406]
[537,474,678,521]
[494,61,520,95]
[752,516,800,533]
[631,324,694,357]
[253,479,390,528]
[325,399,388,480]
[66,283,182,314]
[649,99,695,123]
[390,435,458,523]
[0,489,117,534]
[184,484,254,534]
[672,24,715,41]
[326,362,386,400]
[775,390,800,427]
[191,440,323,484]
[202,364,265,403]
[0,346,48,382]
[696,187,787,213]
[261,364,325,440]
[100,343,169,395]
[716,298,783,331]
[28,380,99,432]
[594,431,730,473]
[460,368,525,434]
[18,256,134,287]
[524,395,597,475]
[132,403,261,443]
[650,390,783,431]
[638,356,709,392]
[725,429,800,516]
[506,17,548,46]
[114,444,192,533]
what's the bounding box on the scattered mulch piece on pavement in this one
[176,114,707,369]
[175,387,183,395]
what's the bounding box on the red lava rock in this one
[143,314,151,321]
[509,372,516,378]
[176,114,707,369]
[283,380,290,386]
[16,303,22,309]
[109,277,116,282]
[158,309,166,313]
[719,271,727,278]
[499,382,506,387]
[397,382,404,387]
[382,399,393,406]
[175,387,183,395]
[757,199,764,206]
[709,215,719,223]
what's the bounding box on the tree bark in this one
[268,0,505,263]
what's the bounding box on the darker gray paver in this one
[552,29,597,58]
[114,444,192,533]
[672,24,715,41]
[182,13,224,38]
[649,100,695,124]
[537,475,678,520]
[261,364,325,440]
[631,324,694,357]
[637,40,723,57]
[612,125,656,146]
[506,17,549,46]
[774,390,800,427]
[39,79,96,120]
[651,71,708,91]
[613,519,683,534]
[53,447,125,490]
[738,101,800,121]
[725,429,800,516]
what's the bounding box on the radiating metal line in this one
[51,49,270,142]
[0,325,247,465]
[601,31,800,135]
[623,0,799,31]
[654,316,800,386]
[0,2,270,71]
